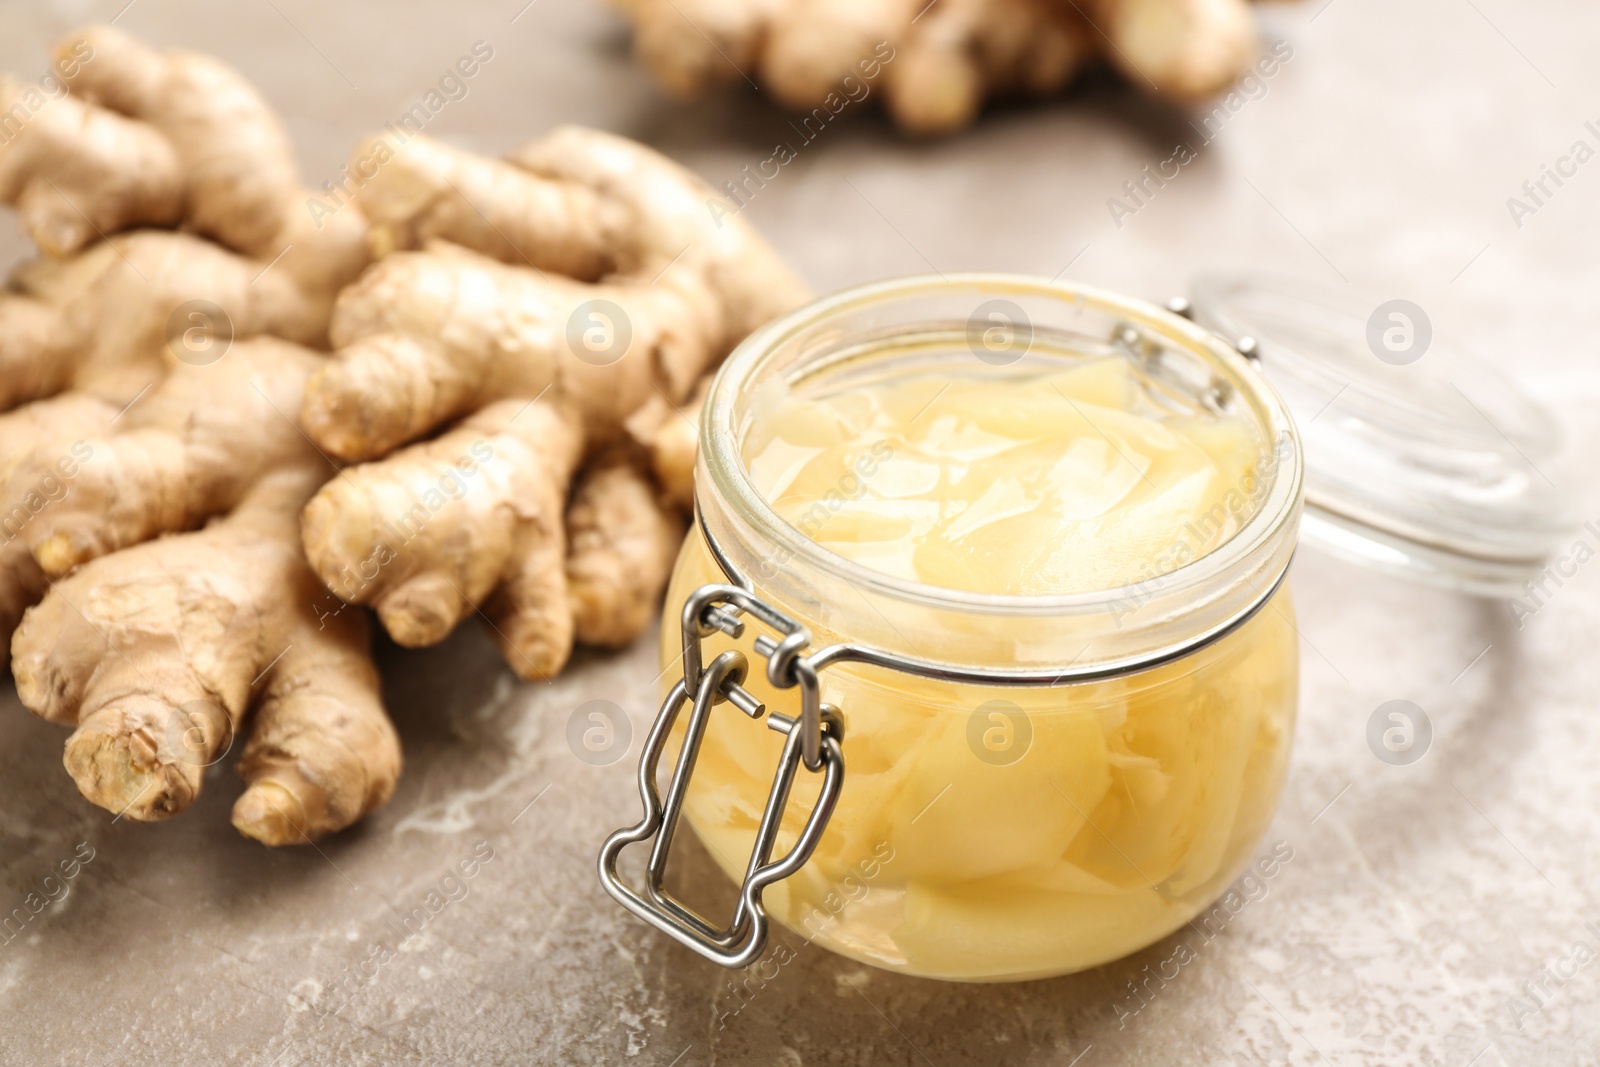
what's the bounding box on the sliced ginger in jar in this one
[664,349,1297,980]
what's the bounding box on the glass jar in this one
[597,273,1568,982]
[600,275,1301,981]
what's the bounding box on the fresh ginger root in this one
[299,128,809,680]
[7,341,401,843]
[0,27,398,843]
[9,338,329,579]
[0,25,366,289]
[0,395,117,660]
[0,25,369,414]
[12,466,402,844]
[0,22,368,639]
[634,374,709,512]
[0,230,352,414]
[566,377,714,647]
[617,0,1274,135]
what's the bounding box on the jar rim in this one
[700,273,1305,622]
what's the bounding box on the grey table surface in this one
[2,0,1599,1064]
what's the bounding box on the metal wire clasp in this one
[596,584,846,969]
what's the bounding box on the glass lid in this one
[1188,274,1576,597]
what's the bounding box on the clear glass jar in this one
[629,275,1306,982]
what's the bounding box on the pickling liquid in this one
[664,353,1297,980]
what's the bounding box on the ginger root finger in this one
[567,456,687,649]
[57,22,371,306]
[301,130,806,676]
[43,24,298,258]
[570,382,707,651]
[886,0,1092,135]
[0,231,333,413]
[761,0,915,110]
[11,465,400,832]
[350,129,809,352]
[1088,0,1257,101]
[619,0,1265,131]
[0,394,117,663]
[884,30,984,136]
[301,399,583,666]
[13,513,286,819]
[628,0,783,98]
[0,25,368,323]
[483,501,576,682]
[0,71,183,257]
[0,555,45,671]
[305,242,709,461]
[625,376,708,510]
[0,244,164,411]
[0,291,79,421]
[506,127,809,344]
[232,586,400,846]
[7,338,324,577]
[352,134,611,277]
[649,415,699,510]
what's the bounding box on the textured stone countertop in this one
[2,1,1598,1064]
